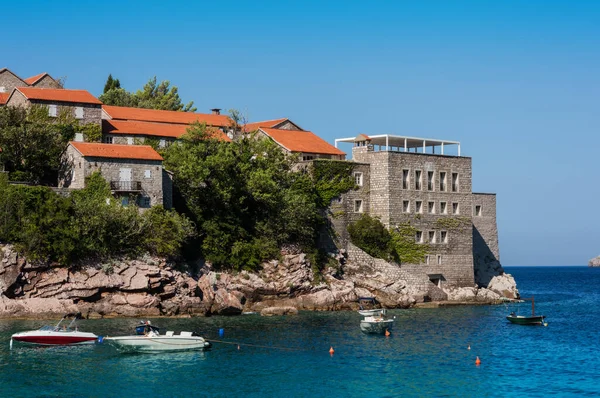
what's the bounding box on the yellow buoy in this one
[475,356,481,366]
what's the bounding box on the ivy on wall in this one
[311,159,356,207]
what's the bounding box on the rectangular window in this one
[354,172,363,187]
[425,255,430,265]
[402,169,409,189]
[127,137,134,145]
[475,205,482,216]
[415,231,423,243]
[403,200,410,213]
[74,107,84,119]
[103,136,113,144]
[428,201,435,214]
[415,201,423,214]
[452,173,459,192]
[452,202,459,215]
[428,231,436,243]
[440,172,447,192]
[74,133,84,142]
[159,139,167,148]
[427,171,434,191]
[440,230,448,243]
[440,202,447,214]
[139,196,151,208]
[48,104,57,117]
[121,196,129,207]
[415,170,422,190]
[354,200,363,213]
[0,86,5,93]
[144,170,152,179]
[437,255,442,265]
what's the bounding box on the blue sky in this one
[5,1,600,265]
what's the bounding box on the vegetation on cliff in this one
[348,214,429,264]
[0,172,194,264]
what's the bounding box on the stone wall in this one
[60,146,166,208]
[472,193,501,285]
[0,70,26,93]
[31,75,61,89]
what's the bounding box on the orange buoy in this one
[385,329,390,337]
[475,356,481,366]
[329,347,335,355]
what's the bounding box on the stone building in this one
[5,87,102,138]
[59,142,171,209]
[101,105,231,146]
[332,134,499,289]
[0,68,62,102]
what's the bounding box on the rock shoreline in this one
[0,244,519,319]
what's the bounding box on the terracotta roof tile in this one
[0,93,8,105]
[103,119,231,142]
[103,105,232,127]
[16,87,101,105]
[23,72,48,85]
[243,118,289,132]
[259,127,345,156]
[70,142,163,161]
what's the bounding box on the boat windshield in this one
[38,326,58,331]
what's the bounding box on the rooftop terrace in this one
[335,134,461,157]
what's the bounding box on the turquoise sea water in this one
[0,266,599,398]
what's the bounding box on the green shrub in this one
[347,214,392,260]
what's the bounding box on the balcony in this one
[111,180,142,192]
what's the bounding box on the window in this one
[127,137,134,145]
[475,205,482,216]
[74,107,84,119]
[427,171,434,191]
[452,173,459,192]
[440,202,447,214]
[437,255,442,265]
[440,231,448,243]
[159,139,167,148]
[425,255,430,265]
[121,196,129,207]
[402,169,409,189]
[303,155,315,161]
[440,172,447,191]
[144,170,152,179]
[48,104,57,117]
[452,202,459,215]
[103,136,113,144]
[139,196,151,208]
[415,231,423,243]
[354,199,363,213]
[428,231,436,243]
[428,201,435,214]
[403,200,410,213]
[415,201,423,213]
[415,170,422,190]
[74,133,84,142]
[354,172,363,187]
[0,86,5,93]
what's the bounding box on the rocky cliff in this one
[0,243,518,319]
[588,256,600,267]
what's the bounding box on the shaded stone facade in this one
[60,145,169,209]
[0,69,26,93]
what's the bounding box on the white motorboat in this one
[104,328,211,353]
[358,308,386,317]
[10,313,98,348]
[359,314,395,334]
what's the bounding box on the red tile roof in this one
[15,87,101,104]
[23,72,48,85]
[259,127,345,156]
[243,118,289,132]
[103,119,231,141]
[0,93,8,105]
[103,105,232,127]
[70,142,163,161]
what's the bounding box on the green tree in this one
[103,74,121,93]
[347,214,392,260]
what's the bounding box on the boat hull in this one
[360,319,394,334]
[12,331,98,346]
[506,315,546,325]
[104,335,211,352]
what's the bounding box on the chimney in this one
[211,108,221,115]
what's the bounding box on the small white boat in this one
[359,315,395,334]
[358,308,386,317]
[104,329,211,353]
[10,313,98,348]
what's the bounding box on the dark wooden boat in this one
[506,296,546,326]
